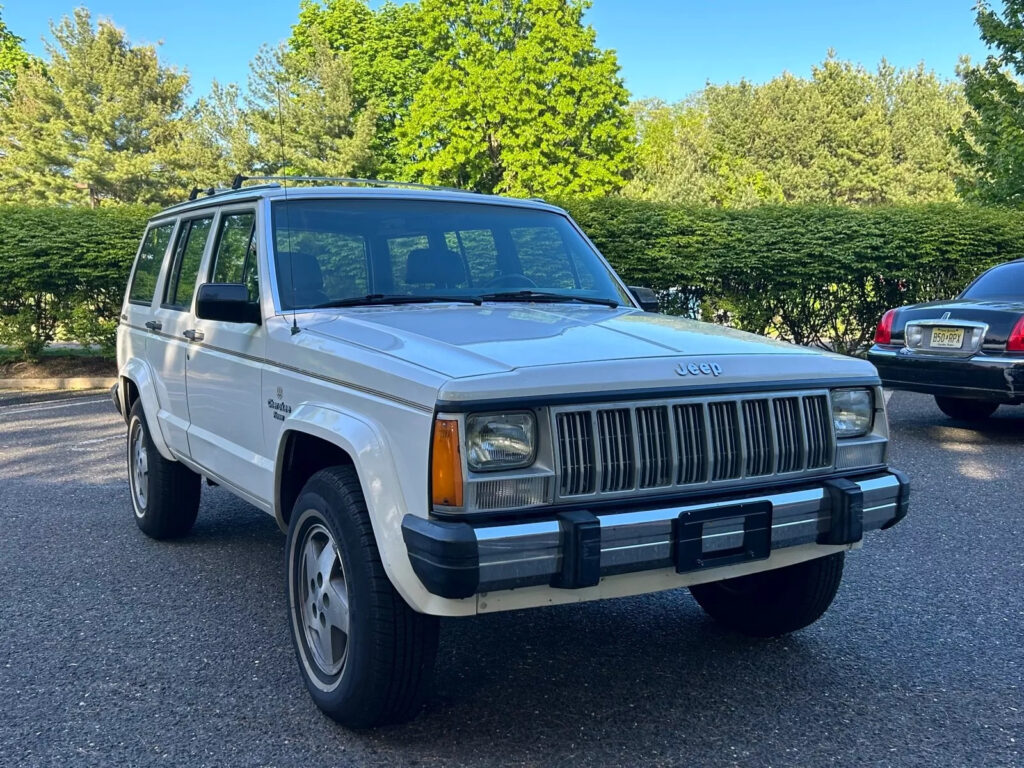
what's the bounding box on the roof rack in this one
[230,174,482,196]
[160,183,282,214]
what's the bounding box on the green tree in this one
[0,4,31,104]
[209,33,375,177]
[0,8,212,205]
[291,0,428,176]
[954,0,1024,206]
[398,0,634,196]
[628,54,966,207]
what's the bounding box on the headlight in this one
[465,412,536,471]
[831,388,873,438]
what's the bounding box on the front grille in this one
[554,392,834,499]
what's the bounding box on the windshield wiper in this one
[479,290,619,308]
[312,294,482,308]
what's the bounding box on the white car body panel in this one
[115,186,899,618]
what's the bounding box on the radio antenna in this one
[275,80,300,336]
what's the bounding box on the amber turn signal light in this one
[431,418,464,507]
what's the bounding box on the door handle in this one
[183,329,205,342]
[144,320,162,331]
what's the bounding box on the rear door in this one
[184,207,270,501]
[144,214,215,457]
[122,221,176,392]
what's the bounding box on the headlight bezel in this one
[464,411,538,472]
[830,387,874,439]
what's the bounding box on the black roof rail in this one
[159,183,282,215]
[230,174,482,195]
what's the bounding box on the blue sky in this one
[4,0,991,103]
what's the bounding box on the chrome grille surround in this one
[552,391,836,502]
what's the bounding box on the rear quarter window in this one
[129,223,174,305]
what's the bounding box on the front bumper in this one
[868,345,1024,402]
[402,470,910,599]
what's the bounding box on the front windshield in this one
[961,262,1024,301]
[270,198,630,309]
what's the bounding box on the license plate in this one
[931,327,964,349]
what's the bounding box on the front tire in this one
[689,553,845,637]
[127,401,200,539]
[286,466,439,728]
[934,396,999,421]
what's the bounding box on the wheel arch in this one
[119,358,174,461]
[273,404,464,616]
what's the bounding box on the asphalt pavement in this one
[0,392,1020,767]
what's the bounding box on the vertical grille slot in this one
[742,399,773,476]
[636,406,671,488]
[674,403,707,484]
[597,408,634,492]
[556,411,595,496]
[802,394,833,469]
[708,401,741,481]
[553,390,837,500]
[773,397,802,473]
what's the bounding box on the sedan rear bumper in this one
[402,470,910,599]
[868,345,1024,402]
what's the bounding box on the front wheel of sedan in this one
[934,396,999,421]
[286,466,439,729]
[127,401,200,539]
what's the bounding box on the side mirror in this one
[195,283,261,325]
[629,286,660,313]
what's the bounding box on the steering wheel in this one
[483,273,537,290]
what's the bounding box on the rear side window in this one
[210,211,259,301]
[962,262,1024,300]
[129,224,174,305]
[164,217,214,309]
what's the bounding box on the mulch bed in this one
[0,356,117,379]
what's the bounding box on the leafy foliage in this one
[627,54,967,208]
[0,205,153,355]
[398,0,634,196]
[563,198,1024,354]
[954,0,1024,206]
[291,0,428,177]
[0,9,213,206]
[0,4,31,104]
[4,201,1022,357]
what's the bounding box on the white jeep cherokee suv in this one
[112,181,909,728]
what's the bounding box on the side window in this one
[128,223,174,304]
[210,211,258,301]
[164,216,214,309]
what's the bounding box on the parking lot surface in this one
[0,391,1020,767]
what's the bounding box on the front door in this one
[184,207,271,504]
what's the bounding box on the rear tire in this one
[689,553,845,637]
[286,466,439,728]
[127,401,200,539]
[934,396,998,421]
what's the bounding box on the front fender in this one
[119,358,174,462]
[275,404,475,618]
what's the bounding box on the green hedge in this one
[0,204,154,355]
[1,200,1023,357]
[562,200,1024,354]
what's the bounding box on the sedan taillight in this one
[874,309,896,345]
[1007,316,1024,352]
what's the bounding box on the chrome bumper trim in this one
[402,471,909,599]
[474,472,905,591]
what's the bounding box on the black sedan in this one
[868,259,1024,420]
